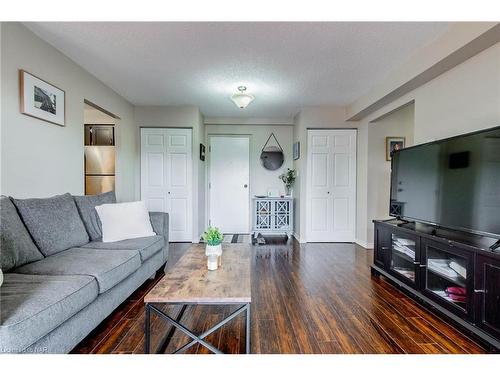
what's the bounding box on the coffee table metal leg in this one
[246,303,251,354]
[146,303,251,354]
[150,304,223,354]
[145,303,151,354]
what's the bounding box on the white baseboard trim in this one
[292,232,305,243]
[355,239,374,249]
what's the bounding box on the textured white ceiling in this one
[25,22,450,118]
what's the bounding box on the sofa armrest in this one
[149,212,169,244]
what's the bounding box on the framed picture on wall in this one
[200,143,206,161]
[293,141,300,160]
[19,70,66,126]
[386,136,405,161]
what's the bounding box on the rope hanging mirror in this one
[260,133,284,171]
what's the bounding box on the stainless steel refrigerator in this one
[84,125,115,195]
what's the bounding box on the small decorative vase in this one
[205,244,222,271]
[285,185,292,196]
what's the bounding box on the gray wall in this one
[357,42,500,246]
[1,23,137,201]
[412,42,500,144]
[367,104,415,241]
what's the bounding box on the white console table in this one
[252,197,294,239]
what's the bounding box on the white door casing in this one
[208,136,250,233]
[141,128,193,242]
[306,129,356,242]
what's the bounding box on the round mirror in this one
[260,146,284,171]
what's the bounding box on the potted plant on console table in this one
[279,168,297,196]
[202,226,224,271]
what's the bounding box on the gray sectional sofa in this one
[0,192,169,353]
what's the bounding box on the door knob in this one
[244,184,248,188]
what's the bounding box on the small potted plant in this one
[202,226,224,271]
[279,168,297,196]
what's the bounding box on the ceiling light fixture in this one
[230,86,254,109]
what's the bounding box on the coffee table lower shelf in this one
[144,302,251,354]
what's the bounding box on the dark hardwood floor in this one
[71,239,486,354]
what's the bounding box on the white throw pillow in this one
[95,201,156,242]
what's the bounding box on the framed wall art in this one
[19,70,66,126]
[200,143,206,161]
[386,136,405,161]
[293,141,300,160]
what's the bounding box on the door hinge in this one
[209,182,211,189]
[208,146,211,152]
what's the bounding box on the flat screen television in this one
[390,126,500,239]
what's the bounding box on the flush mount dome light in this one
[230,86,254,109]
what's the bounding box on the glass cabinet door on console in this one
[422,239,474,321]
[475,255,500,341]
[374,225,391,269]
[388,231,421,289]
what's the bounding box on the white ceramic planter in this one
[205,244,222,271]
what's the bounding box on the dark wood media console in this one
[371,219,500,352]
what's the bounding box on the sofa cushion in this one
[80,235,164,262]
[14,247,141,294]
[0,273,98,353]
[0,196,44,272]
[73,191,116,241]
[11,193,89,256]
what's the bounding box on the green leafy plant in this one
[202,226,224,246]
[279,168,297,188]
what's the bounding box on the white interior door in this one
[141,128,193,242]
[209,136,250,233]
[306,129,356,242]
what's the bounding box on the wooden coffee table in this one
[144,243,251,354]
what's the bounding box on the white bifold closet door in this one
[141,128,193,242]
[306,129,356,242]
